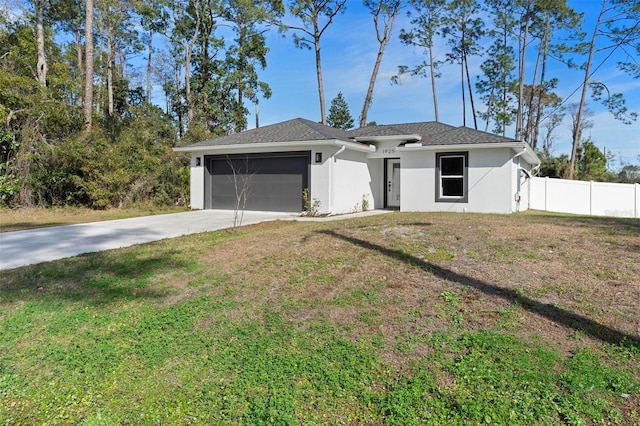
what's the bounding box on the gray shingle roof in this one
[180,117,523,149]
[348,122,456,139]
[184,118,353,147]
[422,126,519,145]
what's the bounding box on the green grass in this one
[1,213,639,424]
[4,300,636,424]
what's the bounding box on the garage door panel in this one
[206,152,309,212]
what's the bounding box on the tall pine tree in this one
[327,92,353,130]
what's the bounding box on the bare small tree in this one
[569,103,593,150]
[227,156,254,231]
[541,112,564,157]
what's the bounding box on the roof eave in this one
[173,139,376,154]
[353,134,422,143]
[397,142,540,165]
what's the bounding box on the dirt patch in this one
[171,212,639,365]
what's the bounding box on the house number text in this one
[382,148,396,155]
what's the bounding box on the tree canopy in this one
[327,91,354,130]
[0,0,638,209]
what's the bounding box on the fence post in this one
[633,183,640,217]
[589,181,594,216]
[545,177,549,212]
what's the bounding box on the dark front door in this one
[205,152,310,212]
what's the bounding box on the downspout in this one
[531,163,541,176]
[528,163,541,211]
[329,145,346,214]
[512,145,528,212]
[512,145,527,161]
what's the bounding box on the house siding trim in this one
[174,139,375,154]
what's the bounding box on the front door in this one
[386,159,400,208]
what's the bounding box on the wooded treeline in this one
[1,0,638,208]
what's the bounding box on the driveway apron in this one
[0,210,292,270]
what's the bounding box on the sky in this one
[10,0,639,166]
[237,0,640,169]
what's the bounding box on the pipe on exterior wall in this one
[512,145,528,212]
[531,163,541,176]
[526,156,541,210]
[329,145,346,213]
[512,145,527,160]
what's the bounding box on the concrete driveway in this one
[0,210,294,270]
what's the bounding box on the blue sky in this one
[14,0,639,165]
[243,0,640,168]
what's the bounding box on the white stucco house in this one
[173,118,540,214]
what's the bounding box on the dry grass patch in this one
[167,212,640,357]
[1,211,639,424]
[0,205,188,232]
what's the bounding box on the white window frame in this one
[435,152,468,203]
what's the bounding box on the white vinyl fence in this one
[529,177,640,218]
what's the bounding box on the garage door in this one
[205,152,310,212]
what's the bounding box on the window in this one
[436,152,468,203]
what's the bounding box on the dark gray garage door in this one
[205,152,310,212]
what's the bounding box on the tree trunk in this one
[360,0,400,128]
[185,0,200,128]
[288,0,345,127]
[185,45,193,125]
[524,39,542,147]
[95,20,103,116]
[461,58,465,127]
[76,26,83,106]
[236,22,245,133]
[107,34,114,118]
[515,6,530,141]
[84,0,94,131]
[175,62,183,138]
[429,44,439,122]
[36,0,47,86]
[484,88,494,132]
[531,12,551,151]
[460,27,466,127]
[464,50,478,130]
[146,30,153,104]
[569,1,604,180]
[315,34,326,125]
[360,43,384,128]
[501,27,508,136]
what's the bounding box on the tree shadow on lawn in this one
[0,249,194,305]
[319,229,640,348]
[524,212,640,236]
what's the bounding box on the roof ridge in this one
[295,118,352,141]
[452,125,519,141]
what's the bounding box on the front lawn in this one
[1,212,638,424]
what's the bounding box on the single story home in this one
[173,118,540,214]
